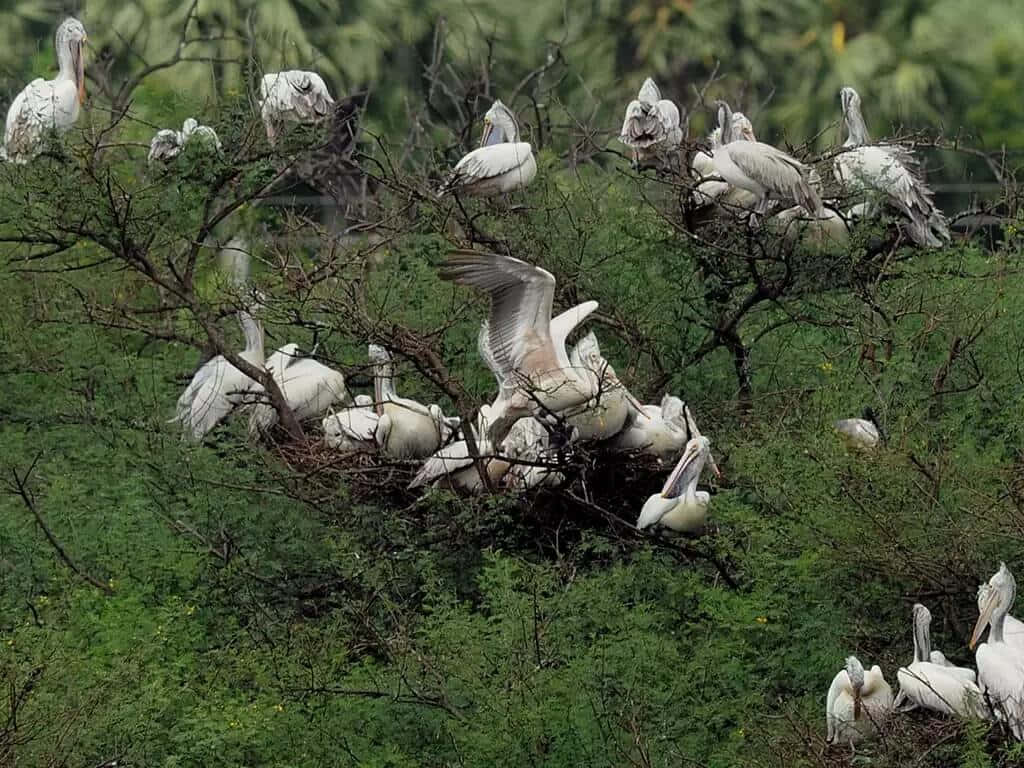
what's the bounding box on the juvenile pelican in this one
[691,111,758,212]
[835,408,882,451]
[609,393,689,461]
[564,332,635,442]
[971,563,1024,739]
[636,418,721,534]
[895,604,988,718]
[440,250,642,445]
[369,344,458,460]
[826,656,894,748]
[619,77,682,168]
[323,395,380,453]
[834,87,949,248]
[710,101,822,219]
[148,118,222,164]
[259,71,334,144]
[3,18,87,163]
[438,99,536,197]
[248,345,350,436]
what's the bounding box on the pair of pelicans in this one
[826,563,1024,750]
[620,77,950,248]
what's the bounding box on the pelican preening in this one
[834,87,950,248]
[438,99,536,198]
[619,77,682,169]
[971,563,1024,739]
[148,118,222,164]
[259,70,335,144]
[826,656,894,748]
[3,18,88,164]
[835,408,882,451]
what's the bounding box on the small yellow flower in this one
[229,720,239,728]
[274,703,284,712]
[35,596,49,606]
[185,604,196,616]
[6,638,13,646]
[819,361,834,374]
[756,616,768,624]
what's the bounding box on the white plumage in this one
[248,345,350,436]
[438,100,536,197]
[826,656,893,748]
[636,432,719,533]
[619,77,682,168]
[691,111,758,210]
[609,393,689,462]
[259,70,334,144]
[3,18,87,164]
[148,118,222,164]
[323,395,380,453]
[563,332,635,442]
[971,563,1024,740]
[835,410,881,451]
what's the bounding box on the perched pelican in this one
[895,604,988,718]
[692,111,756,179]
[710,101,822,218]
[440,249,643,445]
[971,563,1024,739]
[619,77,682,168]
[503,416,570,491]
[323,395,380,453]
[248,345,350,436]
[977,581,1024,653]
[636,413,721,533]
[834,87,949,248]
[826,656,894,748]
[563,332,635,442]
[408,405,510,493]
[259,71,334,144]
[437,100,536,197]
[609,393,689,462]
[835,408,882,451]
[148,118,222,164]
[369,344,458,460]
[3,18,87,164]
[691,111,759,211]
[173,295,265,441]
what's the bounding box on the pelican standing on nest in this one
[248,345,350,436]
[440,249,643,445]
[894,603,988,718]
[259,71,334,144]
[636,407,720,533]
[971,563,1024,739]
[834,86,949,248]
[148,118,222,164]
[835,408,882,451]
[619,77,681,169]
[3,18,87,163]
[826,656,894,749]
[369,344,458,459]
[709,101,822,220]
[610,393,690,462]
[437,100,536,197]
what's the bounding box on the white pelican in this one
[502,416,569,491]
[407,405,511,493]
[563,332,635,442]
[636,420,721,534]
[835,408,882,451]
[440,249,643,445]
[369,344,458,460]
[619,77,682,169]
[322,395,380,453]
[971,564,1024,739]
[437,100,536,198]
[173,296,265,441]
[3,18,87,164]
[609,393,689,462]
[710,101,822,219]
[259,71,334,145]
[248,345,350,436]
[895,603,988,718]
[834,87,949,248]
[826,656,894,748]
[148,118,222,164]
[691,111,759,211]
[977,581,1024,653]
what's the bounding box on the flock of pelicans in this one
[9,16,1018,751]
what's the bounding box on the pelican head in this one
[839,86,869,145]
[840,86,861,116]
[971,563,1017,649]
[367,343,391,365]
[845,655,866,719]
[480,99,519,147]
[682,405,721,478]
[56,17,88,104]
[732,112,756,142]
[367,344,393,413]
[182,118,199,136]
[662,435,718,499]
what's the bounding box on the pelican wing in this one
[825,669,849,742]
[440,142,534,194]
[441,250,557,381]
[408,439,476,489]
[173,356,224,423]
[725,141,822,215]
[978,644,1024,738]
[897,663,988,719]
[620,101,667,149]
[249,359,348,434]
[478,319,505,390]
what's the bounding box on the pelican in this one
[437,100,536,197]
[502,416,570,491]
[148,118,222,164]
[440,249,643,445]
[248,345,350,436]
[691,111,759,211]
[408,405,511,493]
[636,411,721,534]
[563,332,635,442]
[977,581,1024,653]
[369,344,458,460]
[609,393,690,462]
[971,563,1024,739]
[3,18,87,164]
[710,101,822,219]
[259,71,334,145]
[322,395,380,453]
[894,604,988,718]
[173,294,265,441]
[826,656,894,748]
[619,77,682,168]
[835,408,882,451]
[834,87,949,248]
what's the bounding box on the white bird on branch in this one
[609,393,690,462]
[148,118,222,164]
[259,70,334,145]
[619,77,681,169]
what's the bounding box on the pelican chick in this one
[438,99,536,197]
[609,393,689,462]
[619,77,682,169]
[563,332,635,442]
[835,407,882,451]
[148,118,222,164]
[259,70,334,144]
